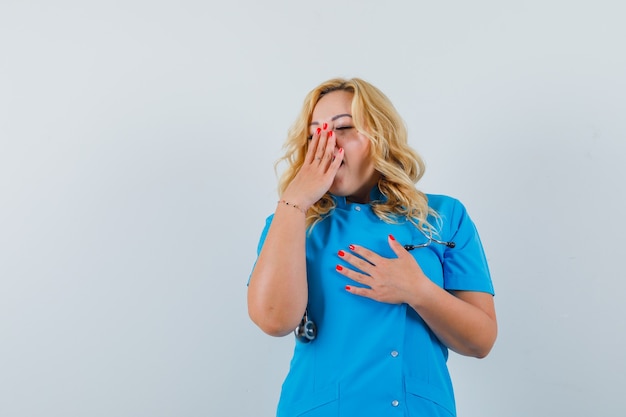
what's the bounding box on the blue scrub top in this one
[253,188,494,417]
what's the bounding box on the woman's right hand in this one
[281,124,344,210]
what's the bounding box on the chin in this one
[328,180,348,197]
[328,187,344,196]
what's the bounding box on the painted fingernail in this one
[336,265,343,271]
[345,285,351,291]
[349,244,355,251]
[316,127,321,134]
[389,234,396,241]
[339,147,344,153]
[328,131,333,138]
[338,250,345,257]
[323,123,328,130]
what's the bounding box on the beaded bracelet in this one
[278,199,307,214]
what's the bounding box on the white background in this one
[1,1,625,416]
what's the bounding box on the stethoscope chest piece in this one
[294,309,317,343]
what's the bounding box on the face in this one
[309,90,380,203]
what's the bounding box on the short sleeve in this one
[436,197,494,295]
[247,214,274,285]
[256,214,274,254]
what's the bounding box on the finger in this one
[326,147,344,173]
[387,234,409,258]
[335,263,372,285]
[338,249,376,275]
[345,284,372,298]
[315,129,329,162]
[348,243,385,266]
[321,130,337,164]
[304,127,322,164]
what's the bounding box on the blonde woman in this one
[248,78,497,417]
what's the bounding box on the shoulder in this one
[425,193,466,215]
[425,193,474,232]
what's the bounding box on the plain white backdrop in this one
[1,1,625,416]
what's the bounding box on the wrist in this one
[406,276,438,311]
[277,199,308,214]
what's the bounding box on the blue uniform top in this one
[252,188,494,417]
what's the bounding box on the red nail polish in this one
[349,244,355,251]
[338,250,345,257]
[328,131,333,138]
[389,234,395,241]
[345,285,351,291]
[316,127,321,134]
[323,123,328,130]
[336,265,343,271]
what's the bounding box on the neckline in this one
[332,186,386,209]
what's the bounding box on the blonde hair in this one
[277,77,438,234]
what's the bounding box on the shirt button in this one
[391,400,399,407]
[354,206,361,211]
[390,350,399,357]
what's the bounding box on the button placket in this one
[386,349,401,409]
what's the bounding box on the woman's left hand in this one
[336,234,427,305]
[336,234,497,357]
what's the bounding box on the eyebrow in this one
[309,114,352,126]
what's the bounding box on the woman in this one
[248,78,497,416]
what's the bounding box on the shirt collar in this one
[331,185,386,209]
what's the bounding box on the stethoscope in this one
[294,309,317,343]
[403,235,456,250]
[294,231,456,343]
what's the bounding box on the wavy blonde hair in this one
[277,77,438,234]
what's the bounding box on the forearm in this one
[247,203,309,336]
[408,283,497,358]
[248,123,343,336]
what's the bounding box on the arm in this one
[247,127,343,336]
[407,285,497,358]
[337,235,497,358]
[247,203,309,337]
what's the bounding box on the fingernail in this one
[336,265,343,271]
[339,148,344,153]
[345,285,351,291]
[349,244,355,251]
[328,131,333,138]
[338,250,345,257]
[316,127,321,134]
[389,234,395,241]
[323,123,328,130]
